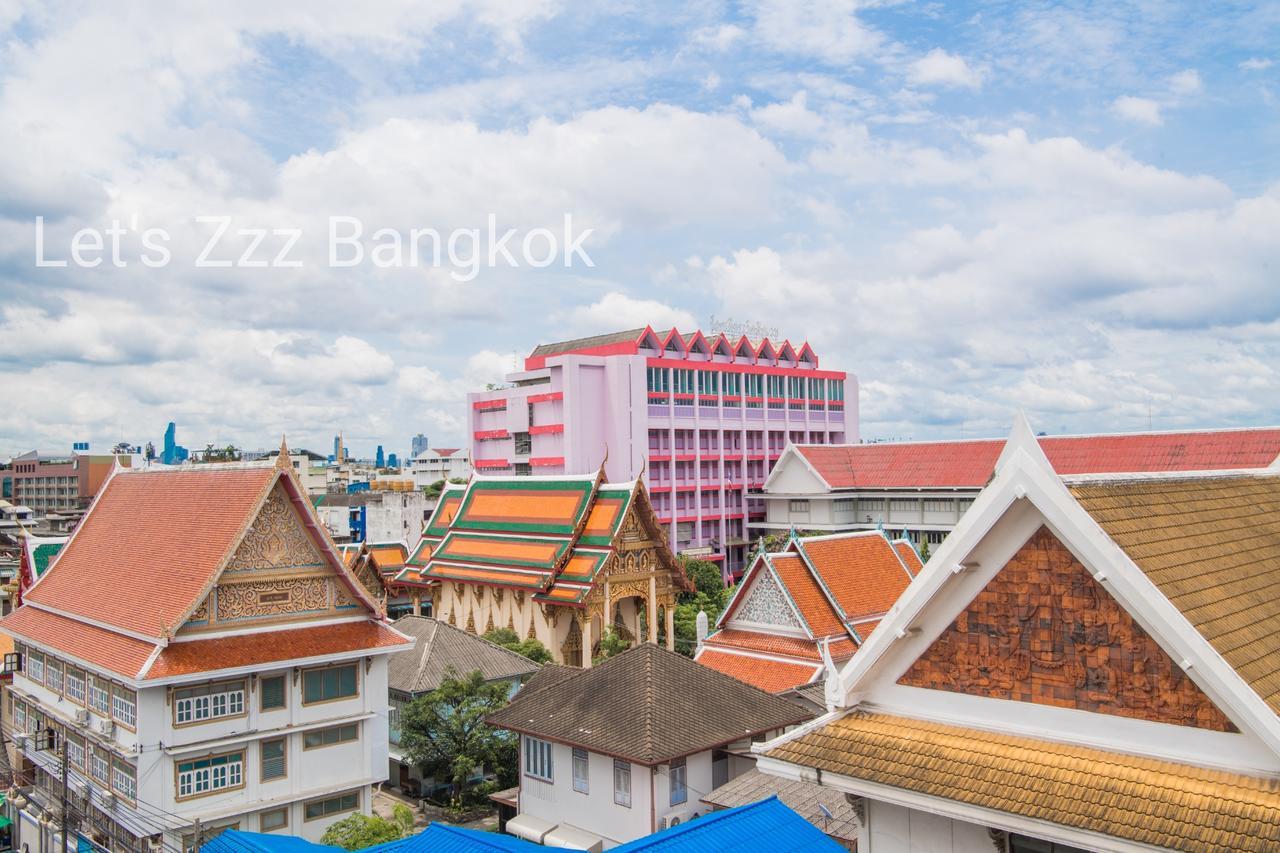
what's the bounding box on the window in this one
[174,681,246,725]
[260,675,286,711]
[260,808,288,833]
[176,752,244,799]
[46,659,63,694]
[89,677,111,716]
[923,499,954,514]
[66,668,86,705]
[669,757,687,806]
[305,791,358,821]
[66,734,85,770]
[833,498,855,513]
[613,759,632,807]
[572,748,589,794]
[302,664,357,704]
[303,723,358,750]
[13,700,26,732]
[112,685,137,727]
[111,758,137,801]
[788,499,810,512]
[90,748,109,784]
[261,738,287,781]
[28,651,44,683]
[524,737,553,782]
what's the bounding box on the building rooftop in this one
[700,768,859,843]
[611,796,845,853]
[486,644,811,765]
[788,426,1280,490]
[387,616,539,694]
[768,711,1280,852]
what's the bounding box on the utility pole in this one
[192,817,202,853]
[35,727,70,853]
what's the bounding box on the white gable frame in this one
[720,552,813,639]
[765,413,1280,775]
[761,444,833,494]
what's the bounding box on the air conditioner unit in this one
[97,719,114,736]
[660,809,701,830]
[13,733,29,748]
[125,743,139,757]
[74,709,89,725]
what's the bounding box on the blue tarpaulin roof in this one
[202,831,346,853]
[201,825,549,853]
[612,797,844,853]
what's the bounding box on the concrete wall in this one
[865,801,993,852]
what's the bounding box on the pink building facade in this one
[467,327,858,576]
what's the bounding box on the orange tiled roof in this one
[800,535,916,621]
[25,468,277,638]
[766,554,846,636]
[2,606,159,679]
[703,628,856,662]
[893,540,923,573]
[146,620,410,679]
[696,648,821,693]
[368,544,407,572]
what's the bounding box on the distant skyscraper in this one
[375,445,385,468]
[161,422,189,465]
[411,433,429,458]
[387,453,399,469]
[333,434,344,463]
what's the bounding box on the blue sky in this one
[0,0,1277,459]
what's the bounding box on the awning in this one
[505,813,556,844]
[544,823,604,852]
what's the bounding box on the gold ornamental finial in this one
[276,435,291,470]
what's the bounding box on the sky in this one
[1,0,1278,460]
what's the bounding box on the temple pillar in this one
[665,603,675,652]
[648,576,658,645]
[582,616,594,669]
[412,592,421,617]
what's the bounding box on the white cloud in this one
[748,0,886,64]
[692,23,746,52]
[908,49,986,90]
[1168,68,1203,96]
[1240,57,1273,72]
[565,292,697,334]
[1111,95,1163,126]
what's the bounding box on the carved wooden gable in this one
[183,481,369,631]
[898,526,1236,731]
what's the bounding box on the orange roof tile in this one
[368,544,407,571]
[704,629,856,661]
[767,554,845,637]
[893,540,923,573]
[2,606,159,679]
[26,468,277,638]
[145,620,410,679]
[800,535,916,621]
[696,648,821,693]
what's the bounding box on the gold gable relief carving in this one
[188,599,209,622]
[484,612,495,634]
[899,527,1237,732]
[466,610,476,633]
[216,578,329,621]
[447,610,456,626]
[227,486,325,572]
[526,619,537,640]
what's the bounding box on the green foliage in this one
[399,669,518,797]
[423,478,447,498]
[483,628,553,663]
[593,627,630,664]
[390,804,415,835]
[672,582,737,658]
[319,813,407,851]
[677,556,725,602]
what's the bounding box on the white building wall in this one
[517,739,653,848]
[865,801,994,853]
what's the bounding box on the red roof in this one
[146,621,410,679]
[795,428,1280,489]
[767,553,846,637]
[2,606,157,679]
[25,467,276,638]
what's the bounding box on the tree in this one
[678,556,725,602]
[399,669,519,798]
[593,627,629,664]
[320,807,414,851]
[483,627,553,664]
[671,582,737,658]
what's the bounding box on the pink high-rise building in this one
[467,327,857,575]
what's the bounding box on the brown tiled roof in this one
[387,616,538,694]
[24,467,276,638]
[145,621,411,679]
[701,768,859,842]
[768,712,1280,853]
[529,328,646,358]
[486,644,812,764]
[1070,474,1280,714]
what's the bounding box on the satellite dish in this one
[818,803,835,821]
